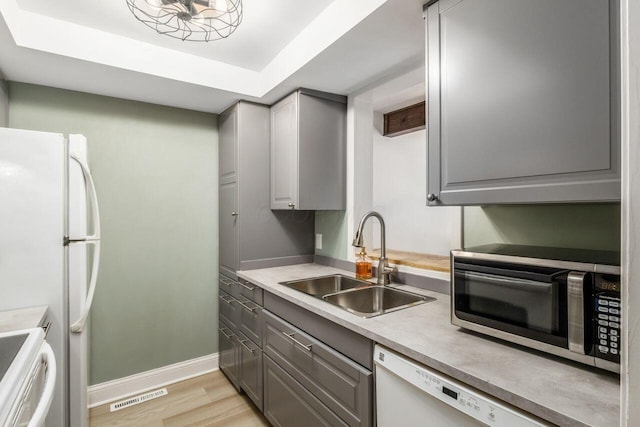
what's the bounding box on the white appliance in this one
[0,328,56,427]
[0,127,101,427]
[374,345,549,427]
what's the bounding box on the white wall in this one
[372,128,460,255]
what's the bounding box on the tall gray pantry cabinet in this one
[217,101,314,393]
[425,0,620,205]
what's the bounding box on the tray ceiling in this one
[0,0,425,112]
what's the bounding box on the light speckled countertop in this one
[238,263,619,427]
[0,306,48,333]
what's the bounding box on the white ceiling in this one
[16,0,335,71]
[0,0,426,113]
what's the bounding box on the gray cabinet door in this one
[238,331,264,411]
[219,181,238,278]
[297,92,346,210]
[218,321,240,391]
[219,104,237,186]
[270,93,298,210]
[263,355,348,427]
[426,0,619,205]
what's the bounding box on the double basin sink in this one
[279,274,435,318]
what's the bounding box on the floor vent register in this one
[109,388,168,412]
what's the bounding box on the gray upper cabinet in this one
[218,102,314,279]
[270,89,347,210]
[425,0,620,205]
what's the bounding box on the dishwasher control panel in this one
[374,346,549,427]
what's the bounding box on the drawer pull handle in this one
[219,328,235,340]
[282,332,313,352]
[219,295,235,304]
[238,339,256,354]
[238,281,257,291]
[219,278,234,287]
[237,299,258,312]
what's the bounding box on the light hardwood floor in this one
[90,371,270,427]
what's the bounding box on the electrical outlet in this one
[315,233,323,250]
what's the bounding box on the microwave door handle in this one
[567,272,587,354]
[461,271,553,292]
[27,343,57,427]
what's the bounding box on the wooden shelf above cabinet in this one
[383,102,426,137]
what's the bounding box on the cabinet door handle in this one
[231,211,238,217]
[427,193,439,202]
[282,332,313,352]
[237,299,258,313]
[287,201,295,209]
[238,281,256,291]
[238,339,256,354]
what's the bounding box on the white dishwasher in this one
[374,345,549,427]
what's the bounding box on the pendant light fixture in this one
[126,0,243,42]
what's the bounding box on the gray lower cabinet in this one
[425,0,620,205]
[220,280,374,426]
[263,355,348,427]
[218,281,264,409]
[238,331,263,411]
[263,311,372,427]
[218,320,240,391]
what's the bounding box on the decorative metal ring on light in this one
[126,0,243,42]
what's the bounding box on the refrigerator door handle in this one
[70,241,100,333]
[69,152,102,334]
[69,152,101,241]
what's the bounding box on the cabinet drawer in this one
[238,331,263,411]
[218,320,240,391]
[263,311,372,427]
[238,297,263,346]
[237,278,264,305]
[264,355,348,427]
[219,274,239,298]
[264,291,373,369]
[218,291,240,330]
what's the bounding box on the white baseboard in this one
[88,353,219,408]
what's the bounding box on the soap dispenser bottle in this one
[355,247,373,280]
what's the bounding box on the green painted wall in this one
[464,204,621,251]
[317,203,621,262]
[315,211,348,260]
[8,82,218,385]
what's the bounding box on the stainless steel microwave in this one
[451,244,621,373]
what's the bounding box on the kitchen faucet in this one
[352,211,394,285]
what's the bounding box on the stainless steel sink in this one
[322,286,435,318]
[279,274,370,297]
[279,274,435,318]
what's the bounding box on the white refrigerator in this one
[0,127,101,427]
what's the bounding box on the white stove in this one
[0,328,56,427]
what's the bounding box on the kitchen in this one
[0,0,638,426]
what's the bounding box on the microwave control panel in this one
[594,274,621,363]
